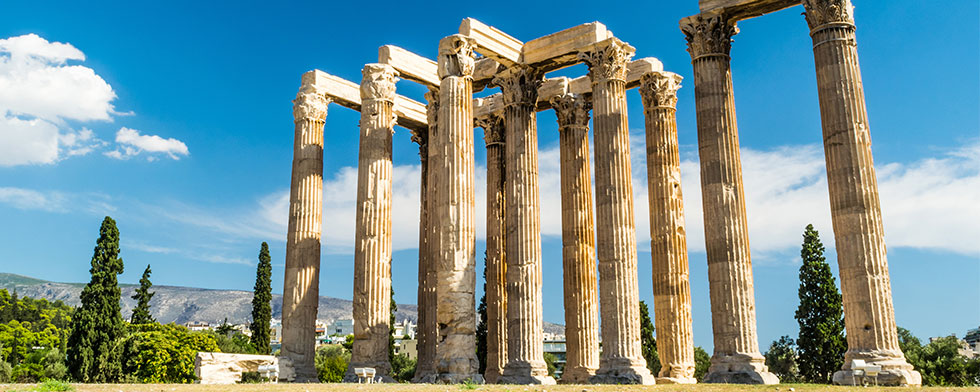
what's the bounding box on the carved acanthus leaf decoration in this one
[579,38,635,83]
[424,89,439,129]
[492,66,543,107]
[293,88,329,122]
[802,0,855,30]
[438,35,476,79]
[476,114,505,146]
[550,93,591,129]
[638,72,683,109]
[681,14,738,58]
[360,64,399,101]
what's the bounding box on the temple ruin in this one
[279,0,920,386]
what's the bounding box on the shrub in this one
[315,344,350,383]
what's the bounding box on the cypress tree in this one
[476,262,488,375]
[639,300,661,376]
[250,242,273,354]
[130,264,155,324]
[66,216,125,382]
[389,285,397,361]
[795,224,846,383]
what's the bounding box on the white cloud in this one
[0,34,117,166]
[105,127,189,160]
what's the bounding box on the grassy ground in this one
[3,384,976,392]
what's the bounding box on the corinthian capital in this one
[476,113,505,147]
[438,35,476,79]
[550,93,591,129]
[361,64,399,102]
[680,13,738,58]
[802,0,855,30]
[638,72,683,109]
[293,87,329,122]
[579,38,635,84]
[492,65,543,108]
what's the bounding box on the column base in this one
[276,356,319,383]
[656,376,698,384]
[483,367,503,384]
[410,370,435,384]
[703,353,778,384]
[418,373,485,384]
[558,366,596,384]
[590,358,656,385]
[499,360,556,384]
[832,350,922,386]
[342,361,394,383]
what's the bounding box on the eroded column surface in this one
[580,38,655,385]
[681,14,777,385]
[551,93,599,384]
[280,79,329,383]
[477,113,507,384]
[427,35,482,384]
[345,64,398,382]
[801,0,920,386]
[638,72,696,384]
[413,90,439,383]
[494,66,555,385]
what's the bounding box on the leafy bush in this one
[694,346,710,381]
[315,344,350,383]
[239,371,267,383]
[390,352,416,382]
[209,330,257,354]
[899,330,980,386]
[119,323,219,383]
[764,336,800,382]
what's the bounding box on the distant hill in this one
[0,272,565,334]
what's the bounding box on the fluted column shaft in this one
[478,113,508,384]
[681,13,776,384]
[581,38,655,385]
[346,64,398,382]
[494,66,555,385]
[413,90,439,382]
[638,72,696,384]
[428,35,481,383]
[552,93,600,384]
[801,0,920,385]
[281,81,329,383]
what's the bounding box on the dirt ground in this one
[3,384,975,392]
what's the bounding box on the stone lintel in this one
[301,70,427,131]
[378,45,439,89]
[473,57,505,92]
[460,18,523,67]
[522,22,612,73]
[698,0,800,21]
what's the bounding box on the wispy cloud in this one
[105,127,189,161]
[0,187,114,214]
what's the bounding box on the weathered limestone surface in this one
[477,112,508,384]
[379,45,439,89]
[638,71,697,384]
[427,35,482,384]
[280,82,329,383]
[301,69,427,131]
[801,0,921,386]
[495,66,556,385]
[345,64,398,383]
[581,38,655,385]
[195,352,277,384]
[412,90,439,383]
[681,14,777,385]
[460,18,522,66]
[552,93,599,384]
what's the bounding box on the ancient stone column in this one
[412,90,438,383]
[428,34,482,383]
[280,79,329,383]
[494,66,555,385]
[680,13,777,384]
[551,93,600,384]
[580,38,655,385]
[477,112,507,384]
[344,64,398,382]
[638,71,697,384]
[801,0,921,386]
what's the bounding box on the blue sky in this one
[0,1,977,353]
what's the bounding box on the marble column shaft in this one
[638,72,697,384]
[478,113,508,384]
[581,38,655,385]
[681,13,776,384]
[429,34,481,383]
[802,0,920,385]
[494,66,555,385]
[346,64,398,382]
[552,93,600,384]
[281,82,329,383]
[413,90,439,382]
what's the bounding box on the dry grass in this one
[3,384,976,392]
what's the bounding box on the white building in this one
[328,319,354,336]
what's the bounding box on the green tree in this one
[898,329,980,387]
[119,323,219,383]
[250,242,273,354]
[639,300,661,376]
[897,326,922,365]
[389,285,397,361]
[476,255,488,375]
[130,264,155,325]
[694,346,711,381]
[765,335,800,382]
[315,344,350,383]
[794,224,846,383]
[390,353,416,382]
[543,352,558,377]
[66,216,126,382]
